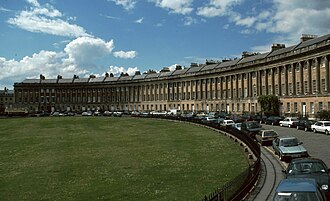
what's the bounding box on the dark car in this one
[283,158,330,197]
[273,178,327,201]
[241,121,262,138]
[296,119,317,132]
[265,116,284,126]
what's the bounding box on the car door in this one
[272,138,279,155]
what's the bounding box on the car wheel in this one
[304,127,308,132]
[288,124,291,128]
[280,124,283,127]
[313,128,317,133]
[296,126,299,130]
[272,122,274,126]
[325,130,329,135]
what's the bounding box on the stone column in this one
[325,56,329,93]
[316,57,321,93]
[307,60,312,94]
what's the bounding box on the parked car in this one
[82,111,92,116]
[112,111,123,117]
[232,123,242,131]
[273,178,327,201]
[283,158,330,196]
[241,121,262,138]
[279,117,299,128]
[265,116,284,126]
[296,119,317,132]
[311,121,330,135]
[255,129,278,146]
[219,119,235,128]
[272,136,308,161]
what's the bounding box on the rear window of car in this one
[264,131,277,137]
[324,122,330,126]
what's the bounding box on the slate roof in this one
[201,63,218,71]
[268,45,297,57]
[41,79,57,84]
[58,78,73,84]
[238,52,269,64]
[22,79,40,84]
[215,59,240,69]
[132,74,147,80]
[172,68,189,75]
[73,78,89,83]
[104,77,119,82]
[89,77,105,83]
[186,66,203,74]
[118,76,133,81]
[295,34,330,49]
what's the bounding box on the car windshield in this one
[264,131,277,137]
[274,192,319,201]
[324,122,330,126]
[247,122,260,128]
[282,138,299,147]
[289,162,326,174]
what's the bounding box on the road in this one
[262,124,330,167]
[248,123,330,201]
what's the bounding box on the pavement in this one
[246,146,285,201]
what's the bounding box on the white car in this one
[311,121,330,135]
[279,117,299,128]
[219,119,235,127]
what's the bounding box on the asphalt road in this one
[262,124,330,167]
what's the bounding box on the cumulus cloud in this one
[150,0,194,15]
[7,0,90,37]
[0,36,140,89]
[108,65,139,76]
[109,0,137,10]
[113,51,137,59]
[183,16,197,26]
[197,0,244,17]
[64,37,115,66]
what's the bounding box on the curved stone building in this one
[14,34,330,118]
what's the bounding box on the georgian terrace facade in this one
[14,34,330,118]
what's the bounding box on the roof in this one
[186,66,203,74]
[41,79,57,84]
[104,77,119,82]
[132,74,147,80]
[268,45,297,57]
[238,52,269,64]
[215,59,240,69]
[118,76,133,81]
[295,34,330,49]
[172,68,189,75]
[22,79,40,84]
[145,73,159,79]
[57,79,73,84]
[73,78,89,83]
[201,63,218,71]
[276,178,317,192]
[89,77,105,83]
[290,157,326,164]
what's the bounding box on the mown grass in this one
[0,117,249,201]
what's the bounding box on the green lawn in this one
[0,117,248,201]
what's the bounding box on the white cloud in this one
[197,0,244,17]
[109,0,137,10]
[183,16,197,26]
[134,17,144,24]
[113,51,137,59]
[26,0,40,7]
[64,37,115,66]
[7,1,90,38]
[108,65,139,76]
[0,35,140,89]
[151,0,194,15]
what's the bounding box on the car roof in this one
[276,178,318,192]
[278,136,297,140]
[290,157,326,164]
[318,121,330,123]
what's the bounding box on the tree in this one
[258,95,280,116]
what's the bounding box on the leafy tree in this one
[316,110,330,120]
[258,95,280,116]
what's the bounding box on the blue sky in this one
[1,0,330,89]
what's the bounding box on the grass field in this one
[0,117,248,201]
